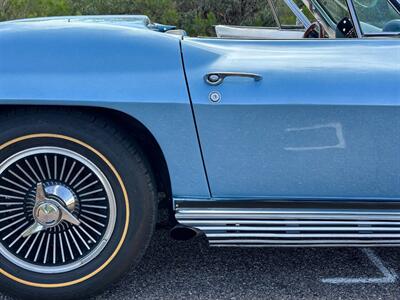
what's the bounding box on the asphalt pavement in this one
[2,228,400,300]
[98,228,400,299]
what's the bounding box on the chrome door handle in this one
[204,72,263,86]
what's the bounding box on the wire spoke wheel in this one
[0,147,116,274]
[0,112,158,300]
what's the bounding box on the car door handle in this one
[204,72,263,86]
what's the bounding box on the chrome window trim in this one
[267,0,282,28]
[364,32,400,37]
[283,0,312,28]
[389,0,400,13]
[268,0,311,29]
[346,0,362,37]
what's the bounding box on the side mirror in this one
[336,17,357,38]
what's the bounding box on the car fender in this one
[0,20,210,198]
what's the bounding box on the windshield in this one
[315,0,400,35]
[271,0,309,27]
[353,0,400,33]
[316,0,349,23]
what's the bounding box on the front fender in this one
[0,21,210,198]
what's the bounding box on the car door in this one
[182,38,400,199]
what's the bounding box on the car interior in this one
[211,0,400,39]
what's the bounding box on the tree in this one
[0,0,307,36]
[0,0,72,21]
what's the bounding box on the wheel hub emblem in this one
[35,202,61,226]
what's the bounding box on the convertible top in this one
[215,25,305,39]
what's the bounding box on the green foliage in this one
[0,0,312,36]
[0,0,72,20]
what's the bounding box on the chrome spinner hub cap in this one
[45,184,77,212]
[0,147,117,274]
[21,183,81,238]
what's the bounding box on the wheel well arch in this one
[0,105,172,207]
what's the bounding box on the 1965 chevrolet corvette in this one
[0,0,399,298]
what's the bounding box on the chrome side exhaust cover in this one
[175,201,400,247]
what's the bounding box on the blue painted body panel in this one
[182,38,400,200]
[0,20,210,198]
[1,17,400,203]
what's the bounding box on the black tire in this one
[0,108,157,299]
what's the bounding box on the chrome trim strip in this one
[346,0,362,37]
[364,33,400,37]
[207,233,400,238]
[210,239,400,244]
[176,203,400,247]
[284,0,312,28]
[267,0,281,28]
[389,0,400,13]
[210,244,400,248]
[174,198,400,209]
[178,214,400,220]
[177,209,400,214]
[198,226,400,232]
[182,220,400,225]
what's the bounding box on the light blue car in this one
[0,0,399,298]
